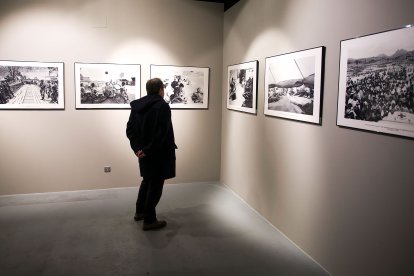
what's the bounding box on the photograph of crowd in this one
[227,60,258,114]
[150,65,209,109]
[337,25,414,138]
[75,63,140,109]
[264,47,324,124]
[0,61,64,109]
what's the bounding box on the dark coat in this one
[126,94,177,180]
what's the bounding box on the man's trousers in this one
[136,177,165,223]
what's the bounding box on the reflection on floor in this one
[0,183,329,276]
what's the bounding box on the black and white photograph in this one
[0,61,64,109]
[150,65,209,109]
[337,25,414,138]
[227,60,258,114]
[264,47,324,124]
[75,63,140,109]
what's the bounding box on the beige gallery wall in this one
[221,0,414,275]
[0,0,223,195]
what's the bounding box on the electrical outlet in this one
[104,166,111,173]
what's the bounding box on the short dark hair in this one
[146,78,163,95]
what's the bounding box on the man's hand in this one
[135,150,146,158]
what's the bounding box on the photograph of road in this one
[75,63,140,109]
[337,25,414,138]
[0,61,64,109]
[265,47,324,124]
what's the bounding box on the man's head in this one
[146,78,164,97]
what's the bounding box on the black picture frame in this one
[0,60,64,109]
[337,24,414,139]
[227,60,258,114]
[74,62,141,109]
[264,46,325,124]
[150,64,210,109]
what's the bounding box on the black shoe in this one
[134,213,144,221]
[143,220,167,231]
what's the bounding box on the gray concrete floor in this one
[0,183,329,276]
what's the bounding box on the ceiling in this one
[196,0,240,12]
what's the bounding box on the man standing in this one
[126,78,177,231]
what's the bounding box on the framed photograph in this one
[150,64,209,109]
[337,25,414,138]
[227,60,258,114]
[0,60,64,109]
[264,46,325,124]
[75,63,140,109]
